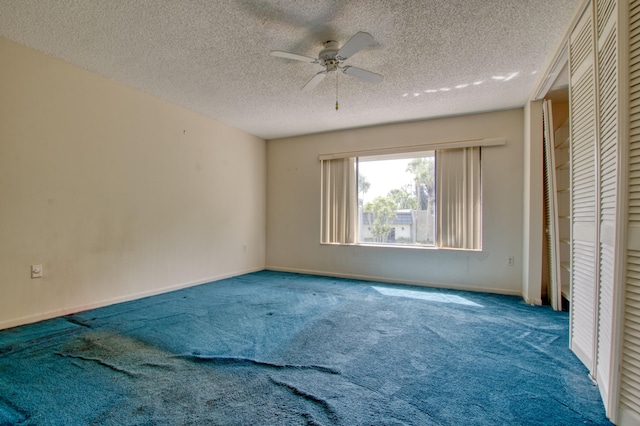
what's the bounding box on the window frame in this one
[319,137,505,251]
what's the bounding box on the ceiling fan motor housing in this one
[319,40,340,71]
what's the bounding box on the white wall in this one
[267,109,525,295]
[0,38,267,329]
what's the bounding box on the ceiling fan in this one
[270,31,383,96]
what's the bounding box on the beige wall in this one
[522,100,544,305]
[267,109,525,295]
[0,38,267,329]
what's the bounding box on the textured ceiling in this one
[0,0,581,140]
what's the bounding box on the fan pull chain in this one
[335,71,339,111]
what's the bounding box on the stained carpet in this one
[0,271,611,425]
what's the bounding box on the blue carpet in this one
[0,271,611,425]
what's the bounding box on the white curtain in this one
[321,158,357,244]
[436,147,481,249]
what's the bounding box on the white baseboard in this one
[265,265,522,297]
[0,267,264,331]
[522,295,544,306]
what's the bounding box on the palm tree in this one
[406,157,434,211]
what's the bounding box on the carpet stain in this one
[56,352,140,378]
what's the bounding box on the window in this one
[358,152,435,246]
[321,146,483,250]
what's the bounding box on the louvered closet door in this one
[620,0,640,422]
[543,100,562,310]
[569,8,598,372]
[595,0,618,408]
[555,121,572,301]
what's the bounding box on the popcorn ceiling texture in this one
[0,0,581,140]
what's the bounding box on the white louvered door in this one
[543,100,562,311]
[620,1,640,423]
[569,7,598,373]
[565,1,640,423]
[555,121,572,302]
[595,0,618,409]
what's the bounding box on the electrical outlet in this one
[507,256,515,267]
[31,264,43,278]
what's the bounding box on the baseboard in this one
[0,266,264,331]
[522,294,544,306]
[265,265,522,297]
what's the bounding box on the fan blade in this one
[337,31,375,60]
[270,50,318,63]
[302,71,327,92]
[342,66,383,84]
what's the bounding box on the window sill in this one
[320,242,481,252]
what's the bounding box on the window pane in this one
[357,152,435,246]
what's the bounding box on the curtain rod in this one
[318,137,506,161]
